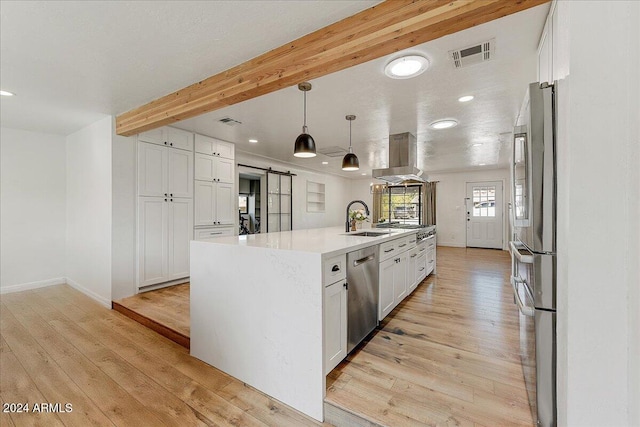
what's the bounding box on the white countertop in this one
[196,226,419,257]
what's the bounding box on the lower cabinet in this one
[378,252,408,321]
[194,227,234,240]
[138,197,193,288]
[407,247,419,294]
[324,279,347,375]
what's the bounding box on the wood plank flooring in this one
[113,283,190,348]
[0,284,329,427]
[324,246,534,427]
[1,247,532,426]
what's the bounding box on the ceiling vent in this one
[317,146,349,157]
[449,38,495,69]
[218,117,242,126]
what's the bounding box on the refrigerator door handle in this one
[511,276,535,317]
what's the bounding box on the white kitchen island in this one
[190,226,417,421]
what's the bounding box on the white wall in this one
[555,1,640,426]
[111,120,137,300]
[0,128,67,292]
[65,116,113,306]
[236,151,352,230]
[428,168,510,248]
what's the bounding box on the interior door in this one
[466,181,503,249]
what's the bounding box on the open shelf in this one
[307,181,325,212]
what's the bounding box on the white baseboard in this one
[65,278,111,308]
[437,242,465,248]
[0,277,66,294]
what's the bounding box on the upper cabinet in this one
[195,134,235,159]
[537,2,568,84]
[138,141,193,198]
[139,127,194,151]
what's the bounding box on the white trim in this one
[0,277,66,294]
[65,277,111,308]
[437,242,465,248]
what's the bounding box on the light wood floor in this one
[113,283,191,348]
[325,246,534,426]
[0,284,330,427]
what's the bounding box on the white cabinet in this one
[139,127,194,151]
[138,142,193,198]
[416,251,428,284]
[379,251,408,321]
[193,134,235,231]
[195,134,235,159]
[138,197,193,287]
[194,153,234,183]
[194,181,234,227]
[407,246,419,294]
[194,227,234,240]
[324,279,347,375]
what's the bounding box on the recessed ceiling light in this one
[430,119,458,130]
[384,55,429,79]
[479,163,486,166]
[322,161,329,165]
[361,173,367,176]
[472,143,483,147]
[248,139,258,143]
[458,95,474,102]
[0,90,15,97]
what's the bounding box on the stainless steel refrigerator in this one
[510,81,557,426]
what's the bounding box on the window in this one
[472,186,496,217]
[377,184,422,225]
[238,195,249,214]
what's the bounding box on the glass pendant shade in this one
[294,82,316,158]
[342,115,359,171]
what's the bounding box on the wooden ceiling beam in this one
[116,0,550,136]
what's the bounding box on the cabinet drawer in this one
[323,254,346,286]
[379,239,398,262]
[396,236,412,252]
[194,227,234,240]
[424,235,436,250]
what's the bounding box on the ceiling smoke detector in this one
[449,39,495,69]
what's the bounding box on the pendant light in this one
[342,115,359,171]
[294,82,316,158]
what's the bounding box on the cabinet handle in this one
[410,254,417,258]
[419,267,425,271]
[170,199,173,202]
[384,248,394,253]
[419,247,426,252]
[210,232,222,235]
[164,141,167,145]
[395,258,400,263]
[398,244,407,248]
[165,193,168,197]
[170,193,173,197]
[331,265,340,272]
[164,198,167,202]
[343,282,348,290]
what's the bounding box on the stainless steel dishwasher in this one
[347,246,379,353]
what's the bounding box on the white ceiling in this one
[0,1,549,177]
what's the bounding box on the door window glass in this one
[472,186,496,217]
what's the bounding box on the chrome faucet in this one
[346,200,370,232]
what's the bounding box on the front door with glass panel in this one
[465,181,503,249]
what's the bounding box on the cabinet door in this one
[167,149,193,198]
[215,157,235,183]
[195,153,216,181]
[416,251,428,283]
[426,249,435,276]
[324,280,347,375]
[165,127,193,151]
[215,140,235,159]
[379,257,395,320]
[407,247,418,294]
[393,253,408,305]
[138,128,165,146]
[215,182,235,225]
[167,199,193,280]
[194,181,216,226]
[138,197,168,287]
[138,142,167,197]
[195,134,215,155]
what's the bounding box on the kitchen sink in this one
[346,231,390,237]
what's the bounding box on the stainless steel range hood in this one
[372,132,427,184]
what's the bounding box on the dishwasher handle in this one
[353,254,375,267]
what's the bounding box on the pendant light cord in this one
[349,118,353,152]
[303,90,307,130]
